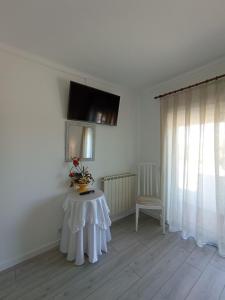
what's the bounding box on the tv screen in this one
[67,81,120,126]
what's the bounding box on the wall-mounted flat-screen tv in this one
[67,81,120,126]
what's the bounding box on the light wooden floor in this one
[1,213,225,300]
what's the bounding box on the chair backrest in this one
[137,163,160,197]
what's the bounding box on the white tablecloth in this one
[60,190,111,265]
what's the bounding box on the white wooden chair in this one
[136,163,165,234]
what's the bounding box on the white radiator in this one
[102,173,136,220]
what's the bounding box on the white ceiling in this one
[0,0,225,88]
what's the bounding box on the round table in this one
[60,190,111,265]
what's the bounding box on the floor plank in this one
[0,248,59,290]
[119,244,192,300]
[129,232,182,278]
[20,245,118,300]
[0,252,65,298]
[45,243,148,300]
[152,262,201,300]
[186,244,216,271]
[84,266,139,300]
[210,251,225,272]
[186,264,225,300]
[1,213,225,300]
[219,286,225,299]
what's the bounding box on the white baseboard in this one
[111,208,135,222]
[0,210,161,272]
[141,210,161,221]
[0,240,59,272]
[111,208,161,223]
[0,210,133,272]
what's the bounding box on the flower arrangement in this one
[69,157,94,188]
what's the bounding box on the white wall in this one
[139,56,225,165]
[2,44,224,271]
[0,47,139,270]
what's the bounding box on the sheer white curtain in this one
[161,79,225,256]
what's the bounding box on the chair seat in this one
[136,196,162,207]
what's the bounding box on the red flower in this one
[73,159,79,167]
[69,171,75,178]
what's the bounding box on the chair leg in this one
[160,213,162,226]
[135,205,139,232]
[161,208,166,234]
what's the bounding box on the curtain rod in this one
[154,73,225,100]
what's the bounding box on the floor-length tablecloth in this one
[60,190,111,265]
